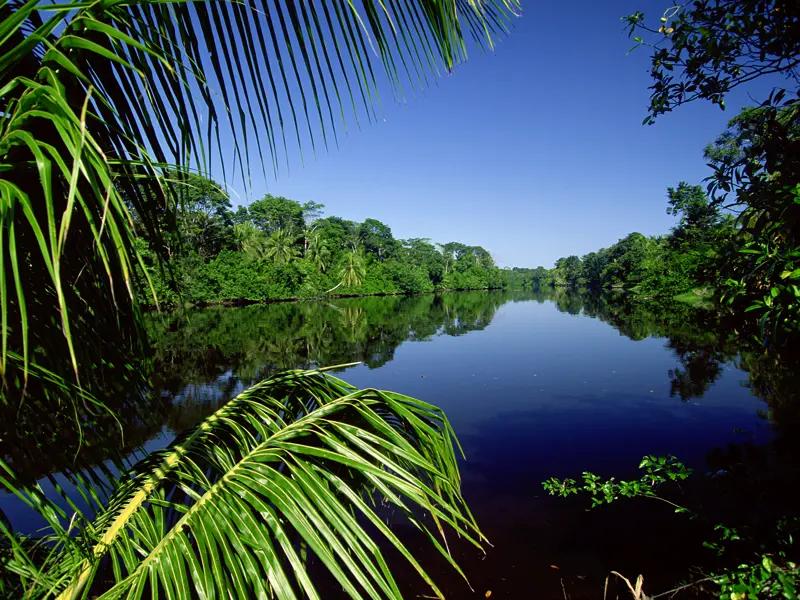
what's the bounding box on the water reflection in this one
[142,288,799,438]
[3,288,797,490]
[146,292,507,432]
[4,289,799,599]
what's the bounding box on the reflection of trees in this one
[738,351,800,455]
[0,390,168,487]
[144,291,511,432]
[544,288,800,441]
[10,289,798,485]
[549,288,744,401]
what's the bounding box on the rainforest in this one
[1,0,799,599]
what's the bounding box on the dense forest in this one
[140,178,505,305]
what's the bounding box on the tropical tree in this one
[233,222,261,253]
[625,0,800,344]
[666,182,721,244]
[263,228,301,265]
[403,238,445,284]
[359,218,398,261]
[1,0,520,596]
[340,249,368,288]
[249,195,306,235]
[307,232,332,273]
[326,249,368,294]
[1,0,520,405]
[167,173,234,259]
[555,255,582,287]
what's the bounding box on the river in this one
[2,289,786,598]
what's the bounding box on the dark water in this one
[2,290,787,598]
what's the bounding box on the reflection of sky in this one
[1,295,769,536]
[338,299,768,481]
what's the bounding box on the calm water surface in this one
[2,290,777,598]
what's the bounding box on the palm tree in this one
[264,227,301,265]
[307,232,332,273]
[5,369,484,599]
[1,0,519,597]
[233,222,261,253]
[327,249,367,294]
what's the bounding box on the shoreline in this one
[142,285,507,312]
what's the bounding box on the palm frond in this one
[0,0,521,407]
[15,367,485,600]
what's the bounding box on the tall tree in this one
[666,182,721,243]
[626,0,800,343]
[249,195,305,234]
[403,238,445,284]
[582,251,607,287]
[263,228,301,265]
[168,173,234,259]
[358,218,397,261]
[306,232,332,273]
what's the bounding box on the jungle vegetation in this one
[505,180,734,300]
[138,181,505,306]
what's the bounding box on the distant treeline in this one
[137,175,505,306]
[505,181,732,299]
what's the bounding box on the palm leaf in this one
[0,0,521,409]
[19,367,485,600]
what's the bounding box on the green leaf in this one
[43,369,485,600]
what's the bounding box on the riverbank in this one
[143,285,507,311]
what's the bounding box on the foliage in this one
[1,0,521,597]
[623,1,799,122]
[508,227,708,298]
[505,1,800,347]
[0,0,521,403]
[262,228,302,265]
[711,105,800,344]
[337,249,368,289]
[248,195,306,235]
[138,182,506,304]
[2,368,485,599]
[544,455,800,600]
[543,455,693,510]
[623,0,800,348]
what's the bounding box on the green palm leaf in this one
[32,367,484,600]
[0,0,521,408]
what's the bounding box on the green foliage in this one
[359,218,399,261]
[667,182,722,242]
[2,369,485,599]
[715,549,800,600]
[544,455,800,600]
[543,455,693,510]
[1,1,524,597]
[337,249,368,290]
[623,1,799,122]
[554,255,583,287]
[624,0,800,348]
[511,229,702,298]
[248,195,305,234]
[262,228,302,265]
[139,183,506,304]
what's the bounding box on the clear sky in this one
[218,0,768,269]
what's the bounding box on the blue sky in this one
[217,0,769,268]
